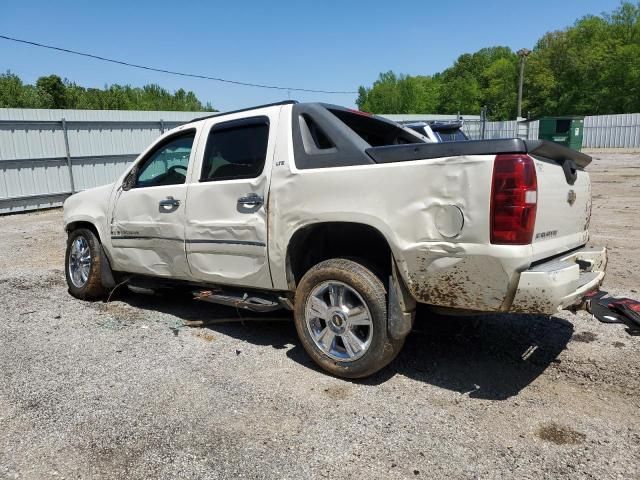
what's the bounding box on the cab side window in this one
[136,131,195,188]
[201,118,269,182]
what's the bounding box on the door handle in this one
[237,193,264,207]
[159,196,181,208]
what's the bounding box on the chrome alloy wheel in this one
[68,235,91,288]
[305,281,374,362]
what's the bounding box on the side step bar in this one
[194,290,289,313]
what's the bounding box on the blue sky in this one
[0,0,623,111]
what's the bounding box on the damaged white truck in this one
[63,101,607,378]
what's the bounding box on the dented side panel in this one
[183,106,281,289]
[406,248,522,311]
[63,183,114,246]
[268,105,530,311]
[109,184,192,278]
[106,124,204,279]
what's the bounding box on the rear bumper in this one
[510,246,607,314]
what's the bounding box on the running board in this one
[193,290,286,312]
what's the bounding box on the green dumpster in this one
[538,116,584,152]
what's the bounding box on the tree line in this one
[356,2,640,119]
[0,73,216,111]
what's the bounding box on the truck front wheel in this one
[294,258,404,378]
[65,228,107,300]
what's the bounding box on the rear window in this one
[407,125,427,135]
[435,129,469,142]
[327,108,420,147]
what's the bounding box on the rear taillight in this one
[490,154,537,245]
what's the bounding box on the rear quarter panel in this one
[269,107,529,311]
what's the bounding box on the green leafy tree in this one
[358,2,640,119]
[482,57,518,119]
[0,71,216,111]
[0,73,49,108]
[356,71,442,114]
[36,75,68,108]
[0,72,26,107]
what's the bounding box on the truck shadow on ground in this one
[378,308,574,400]
[119,292,574,401]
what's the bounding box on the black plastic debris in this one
[586,291,640,336]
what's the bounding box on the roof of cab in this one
[182,100,405,136]
[188,100,298,124]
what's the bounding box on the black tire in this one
[65,228,107,300]
[294,258,404,378]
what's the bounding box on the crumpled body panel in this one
[184,173,273,289]
[268,107,531,312]
[63,183,113,243]
[109,184,192,279]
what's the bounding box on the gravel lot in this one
[1,153,639,479]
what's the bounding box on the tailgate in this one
[530,150,591,262]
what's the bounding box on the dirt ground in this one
[0,153,639,479]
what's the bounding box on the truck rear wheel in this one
[65,228,107,300]
[294,258,404,378]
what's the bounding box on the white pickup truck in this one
[63,101,607,378]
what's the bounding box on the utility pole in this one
[516,48,531,120]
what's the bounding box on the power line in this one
[0,34,357,94]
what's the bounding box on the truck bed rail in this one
[365,139,592,168]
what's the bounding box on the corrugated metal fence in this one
[583,113,640,149]
[0,108,200,214]
[464,114,640,148]
[1,108,639,214]
[463,120,519,140]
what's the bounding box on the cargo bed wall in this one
[269,143,532,311]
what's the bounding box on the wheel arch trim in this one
[283,220,401,289]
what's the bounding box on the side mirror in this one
[122,167,137,191]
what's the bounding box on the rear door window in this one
[201,118,269,182]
